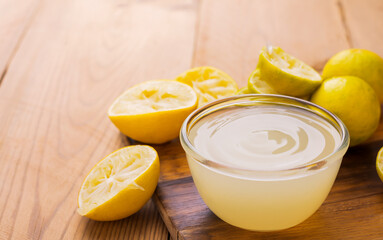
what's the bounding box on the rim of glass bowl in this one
[180,94,350,174]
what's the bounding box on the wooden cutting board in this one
[151,112,383,239]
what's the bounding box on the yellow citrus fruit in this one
[247,68,278,94]
[257,46,322,97]
[247,68,310,100]
[108,80,197,144]
[377,147,383,182]
[322,49,383,103]
[77,145,160,221]
[311,76,380,146]
[175,66,238,108]
[237,86,251,94]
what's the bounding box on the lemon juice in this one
[180,95,349,231]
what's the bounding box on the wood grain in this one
[1,0,383,239]
[0,0,41,79]
[154,139,383,239]
[0,0,197,239]
[152,0,383,239]
[338,0,383,55]
[192,0,351,86]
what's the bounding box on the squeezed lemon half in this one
[176,66,238,107]
[257,46,322,97]
[108,80,197,144]
[247,68,278,94]
[237,86,251,94]
[77,145,160,221]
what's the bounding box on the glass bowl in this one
[180,94,349,231]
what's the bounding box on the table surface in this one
[1,0,382,239]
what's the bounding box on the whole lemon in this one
[311,76,380,146]
[322,49,383,103]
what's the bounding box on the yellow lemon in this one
[311,76,380,146]
[77,145,160,221]
[322,49,383,103]
[237,86,251,94]
[257,46,322,97]
[247,68,278,94]
[377,147,383,182]
[247,68,310,100]
[108,80,197,144]
[176,66,238,108]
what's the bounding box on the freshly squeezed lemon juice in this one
[180,95,349,231]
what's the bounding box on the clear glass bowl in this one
[180,94,349,231]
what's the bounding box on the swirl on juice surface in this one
[189,106,341,171]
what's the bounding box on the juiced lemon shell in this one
[176,66,238,108]
[257,46,322,97]
[77,145,160,221]
[108,80,197,144]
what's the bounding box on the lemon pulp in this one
[77,145,159,221]
[176,66,238,107]
[257,46,322,97]
[108,80,197,144]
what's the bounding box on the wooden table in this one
[1,0,382,239]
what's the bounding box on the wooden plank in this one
[0,0,41,79]
[152,0,383,239]
[0,0,197,239]
[76,199,168,240]
[154,140,383,240]
[192,0,350,87]
[338,0,383,56]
